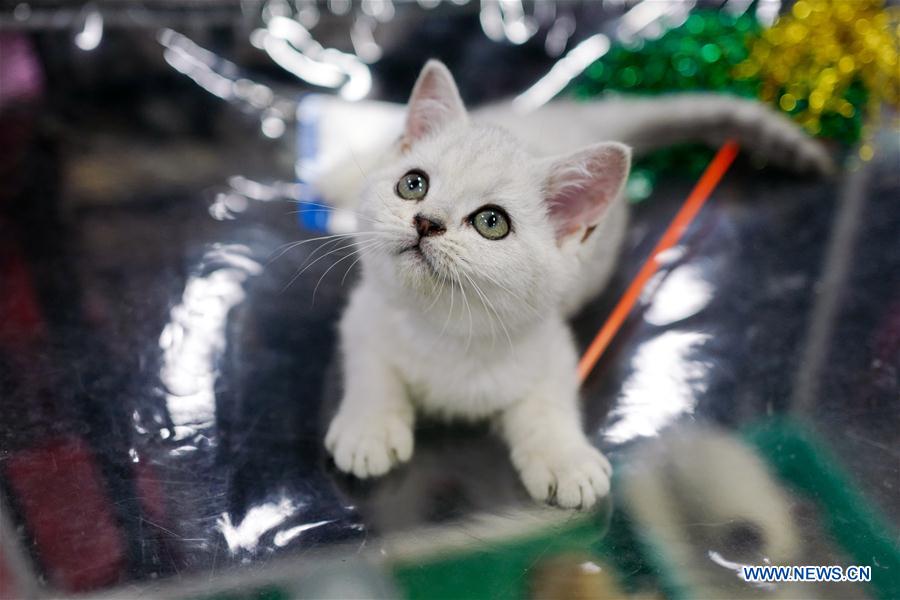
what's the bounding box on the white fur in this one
[315,92,832,214]
[324,61,830,509]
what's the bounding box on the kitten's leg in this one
[499,388,612,509]
[325,347,414,478]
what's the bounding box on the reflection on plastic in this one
[158,29,292,138]
[273,519,336,547]
[158,244,262,440]
[217,496,299,554]
[160,29,234,100]
[616,0,696,46]
[254,16,372,101]
[643,264,713,326]
[604,331,709,444]
[479,0,538,45]
[74,4,103,51]
[512,33,610,114]
[350,16,383,63]
[361,0,396,22]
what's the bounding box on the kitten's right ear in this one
[542,142,631,243]
[402,60,467,149]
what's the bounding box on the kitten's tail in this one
[570,93,834,174]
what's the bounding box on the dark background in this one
[0,1,897,596]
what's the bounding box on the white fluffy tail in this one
[501,94,834,174]
[616,94,833,173]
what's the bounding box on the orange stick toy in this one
[577,140,740,382]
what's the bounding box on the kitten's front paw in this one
[512,442,612,510]
[325,411,413,478]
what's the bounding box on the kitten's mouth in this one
[399,242,421,255]
[399,242,439,276]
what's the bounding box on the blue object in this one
[296,94,332,233]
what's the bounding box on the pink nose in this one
[413,214,446,238]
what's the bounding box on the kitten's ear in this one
[402,60,467,148]
[542,142,631,242]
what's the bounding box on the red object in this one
[578,141,740,381]
[134,461,167,524]
[4,437,126,592]
[0,236,45,352]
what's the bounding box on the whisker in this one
[339,241,384,286]
[282,199,379,224]
[423,266,447,313]
[461,270,497,349]
[465,270,514,354]
[281,238,383,293]
[312,239,384,304]
[438,268,456,343]
[300,235,356,270]
[455,265,474,353]
[453,253,543,320]
[268,231,384,264]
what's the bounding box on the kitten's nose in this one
[413,214,446,238]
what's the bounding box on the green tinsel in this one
[573,11,762,100]
[569,8,880,198]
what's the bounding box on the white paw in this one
[512,442,612,510]
[325,410,413,478]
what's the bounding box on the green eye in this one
[471,206,510,240]
[396,170,428,200]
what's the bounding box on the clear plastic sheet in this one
[0,9,898,599]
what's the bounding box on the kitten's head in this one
[359,61,630,330]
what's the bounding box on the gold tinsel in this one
[737,0,899,154]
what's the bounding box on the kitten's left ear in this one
[402,60,467,149]
[542,142,631,242]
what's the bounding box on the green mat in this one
[392,418,900,600]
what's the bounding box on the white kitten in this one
[325,61,630,509]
